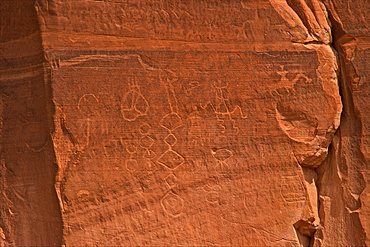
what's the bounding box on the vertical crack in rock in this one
[293,166,320,246]
[279,1,345,246]
[293,1,367,245]
[271,0,342,168]
[315,1,367,246]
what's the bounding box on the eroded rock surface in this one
[0,0,62,246]
[316,1,370,246]
[0,0,368,246]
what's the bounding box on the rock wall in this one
[0,0,368,246]
[0,0,62,246]
[316,1,370,246]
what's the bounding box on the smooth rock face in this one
[0,0,368,246]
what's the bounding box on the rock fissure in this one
[314,2,368,246]
[295,4,347,246]
[295,2,357,246]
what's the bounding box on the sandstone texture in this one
[0,0,369,246]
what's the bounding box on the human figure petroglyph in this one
[269,66,313,97]
[75,93,100,151]
[212,78,240,134]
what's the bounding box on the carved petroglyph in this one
[70,93,101,151]
[24,122,48,152]
[213,78,240,133]
[46,1,280,43]
[184,80,200,94]
[187,116,206,147]
[58,54,156,71]
[211,147,233,173]
[121,78,149,122]
[160,113,183,131]
[60,115,79,147]
[156,72,186,216]
[157,114,184,172]
[161,191,184,217]
[211,148,233,162]
[125,142,140,172]
[139,123,151,135]
[158,150,185,170]
[274,67,319,145]
[160,70,180,114]
[142,149,156,160]
[269,66,313,97]
[50,58,61,70]
[139,136,154,149]
[203,184,222,204]
[164,134,177,147]
[157,115,185,170]
[138,123,157,171]
[158,73,184,168]
[125,159,140,172]
[164,173,178,189]
[125,142,137,155]
[78,94,99,118]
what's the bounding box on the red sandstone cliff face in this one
[0,1,62,246]
[316,1,370,246]
[0,0,368,246]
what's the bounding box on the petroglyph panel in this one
[36,0,306,43]
[32,0,342,245]
[45,42,341,245]
[7,0,370,245]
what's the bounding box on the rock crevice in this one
[315,1,368,246]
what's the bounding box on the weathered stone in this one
[315,1,370,246]
[0,0,369,246]
[0,1,62,246]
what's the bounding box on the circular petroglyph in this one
[78,94,99,117]
[161,191,184,216]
